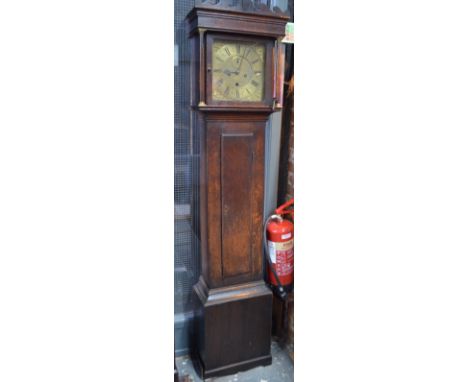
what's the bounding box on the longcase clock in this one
[186,1,289,378]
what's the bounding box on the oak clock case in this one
[186,4,288,379]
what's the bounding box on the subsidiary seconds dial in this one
[212,40,265,102]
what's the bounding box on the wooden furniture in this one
[186,1,289,378]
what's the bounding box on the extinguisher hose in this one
[263,215,287,300]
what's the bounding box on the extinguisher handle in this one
[275,198,294,215]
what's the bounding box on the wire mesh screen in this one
[174,0,199,315]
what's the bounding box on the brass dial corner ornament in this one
[212,40,266,102]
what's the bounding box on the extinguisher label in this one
[267,238,293,275]
[281,232,292,240]
[271,239,293,252]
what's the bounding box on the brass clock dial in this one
[212,40,265,102]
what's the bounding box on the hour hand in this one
[223,69,239,76]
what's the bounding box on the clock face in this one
[212,40,265,102]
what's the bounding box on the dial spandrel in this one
[212,40,265,102]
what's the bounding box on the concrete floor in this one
[176,341,293,382]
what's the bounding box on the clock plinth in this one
[186,3,289,378]
[191,276,272,379]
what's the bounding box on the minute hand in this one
[237,46,251,71]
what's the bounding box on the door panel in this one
[221,133,254,278]
[205,118,266,287]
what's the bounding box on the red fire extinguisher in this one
[264,199,294,299]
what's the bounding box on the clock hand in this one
[223,69,239,76]
[236,56,244,72]
[237,45,254,71]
